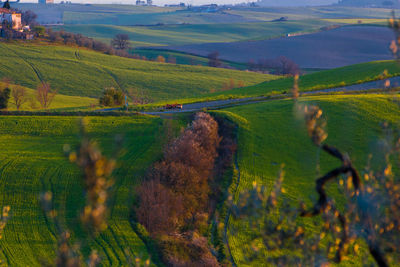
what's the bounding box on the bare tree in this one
[111,34,130,50]
[12,85,27,110]
[276,56,300,76]
[21,10,37,26]
[36,82,56,109]
[208,51,222,68]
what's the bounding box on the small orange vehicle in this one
[164,103,183,110]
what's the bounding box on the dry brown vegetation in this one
[136,112,222,266]
[221,78,245,91]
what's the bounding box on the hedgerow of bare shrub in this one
[136,112,221,266]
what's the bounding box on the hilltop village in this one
[0,1,33,39]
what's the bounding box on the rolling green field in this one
[46,5,397,25]
[202,60,400,101]
[129,49,248,69]
[321,18,388,25]
[0,115,172,266]
[215,93,400,265]
[0,42,274,101]
[52,20,331,47]
[3,3,400,266]
[147,60,400,106]
[226,6,396,21]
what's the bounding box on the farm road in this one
[96,76,400,114]
[142,75,400,115]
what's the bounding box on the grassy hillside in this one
[52,20,330,47]
[13,4,182,25]
[321,18,388,24]
[215,93,400,265]
[0,42,274,101]
[61,9,255,26]
[202,60,400,101]
[130,49,248,69]
[0,115,171,266]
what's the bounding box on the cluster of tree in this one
[129,54,178,64]
[0,78,57,110]
[20,10,38,27]
[136,113,222,266]
[44,30,132,57]
[99,87,125,107]
[248,56,300,75]
[221,78,245,91]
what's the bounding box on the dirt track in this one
[140,75,400,115]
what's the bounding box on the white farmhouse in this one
[0,8,22,31]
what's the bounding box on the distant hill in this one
[257,0,338,7]
[338,0,400,6]
[159,25,393,70]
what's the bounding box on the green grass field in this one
[215,93,400,265]
[144,60,400,106]
[202,60,400,101]
[129,49,248,69]
[55,5,396,25]
[0,115,173,266]
[227,6,395,21]
[52,20,330,47]
[0,42,274,102]
[321,18,388,25]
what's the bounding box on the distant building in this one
[38,0,54,4]
[136,0,153,5]
[165,2,185,7]
[0,8,22,31]
[188,4,221,13]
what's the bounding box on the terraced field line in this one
[104,68,124,91]
[2,45,45,84]
[90,63,122,91]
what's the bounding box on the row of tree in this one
[0,79,56,110]
[248,55,300,75]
